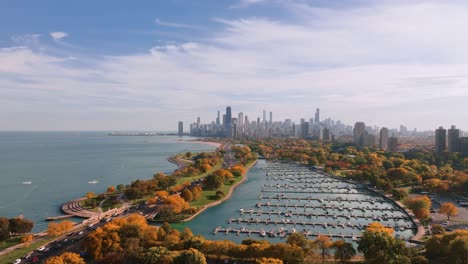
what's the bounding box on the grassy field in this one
[175,163,222,186]
[0,237,55,264]
[0,237,22,251]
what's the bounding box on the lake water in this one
[0,132,216,232]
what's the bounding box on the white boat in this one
[21,181,32,185]
[88,180,98,184]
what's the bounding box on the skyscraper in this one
[435,126,447,153]
[216,111,220,125]
[388,137,398,152]
[322,127,330,141]
[315,108,320,125]
[379,127,389,150]
[238,112,244,129]
[269,111,272,125]
[353,122,366,147]
[178,121,183,137]
[448,125,460,153]
[226,106,232,137]
[460,137,468,155]
[263,110,266,123]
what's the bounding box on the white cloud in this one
[154,19,202,30]
[50,31,68,41]
[1,1,468,130]
[230,0,267,8]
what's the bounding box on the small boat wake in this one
[88,180,98,184]
[21,181,32,185]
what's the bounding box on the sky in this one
[1,0,468,131]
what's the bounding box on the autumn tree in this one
[439,202,458,220]
[181,189,194,202]
[48,220,74,236]
[107,185,116,194]
[86,192,96,199]
[163,195,190,214]
[21,234,34,246]
[358,224,409,264]
[45,252,85,264]
[9,217,34,234]
[313,235,332,264]
[173,248,207,264]
[404,195,431,220]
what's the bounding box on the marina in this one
[209,161,417,244]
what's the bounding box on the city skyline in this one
[2,1,468,131]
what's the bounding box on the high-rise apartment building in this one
[379,127,389,150]
[353,122,366,147]
[322,127,330,141]
[388,137,398,152]
[460,137,468,155]
[448,125,460,153]
[435,126,447,153]
[178,121,183,137]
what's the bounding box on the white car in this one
[13,259,21,264]
[36,246,46,251]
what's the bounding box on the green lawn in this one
[175,163,222,186]
[0,237,56,264]
[0,237,22,251]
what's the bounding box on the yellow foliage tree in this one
[163,195,190,214]
[47,220,74,236]
[45,252,85,264]
[21,234,33,247]
[366,222,394,235]
[439,202,458,220]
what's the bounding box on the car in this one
[78,231,84,235]
[13,259,21,264]
[36,246,46,252]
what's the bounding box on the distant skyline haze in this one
[1,0,467,131]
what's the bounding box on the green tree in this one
[173,248,207,264]
[0,217,10,241]
[358,229,409,264]
[332,240,356,264]
[144,246,173,264]
[286,233,308,249]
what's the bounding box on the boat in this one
[88,180,98,184]
[21,181,32,185]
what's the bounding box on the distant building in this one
[361,134,376,147]
[301,122,310,138]
[448,125,460,153]
[178,121,183,137]
[388,137,398,152]
[315,108,320,125]
[226,106,232,137]
[435,126,447,153]
[379,127,389,150]
[353,122,366,147]
[322,127,331,141]
[460,137,468,155]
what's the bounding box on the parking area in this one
[415,193,468,231]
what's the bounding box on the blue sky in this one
[1,0,468,131]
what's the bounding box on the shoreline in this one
[177,159,258,223]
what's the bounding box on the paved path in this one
[61,198,99,218]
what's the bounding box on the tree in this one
[404,196,431,220]
[45,252,85,264]
[21,234,34,246]
[256,258,283,264]
[286,233,308,249]
[431,224,445,235]
[313,236,332,264]
[86,192,96,199]
[107,185,116,194]
[332,240,356,264]
[48,220,74,236]
[117,184,125,192]
[144,246,173,264]
[439,202,458,220]
[181,189,194,202]
[9,217,34,234]
[392,189,408,201]
[173,248,207,264]
[358,228,409,264]
[0,217,10,241]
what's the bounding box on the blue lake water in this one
[0,132,216,232]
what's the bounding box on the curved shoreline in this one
[178,160,258,223]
